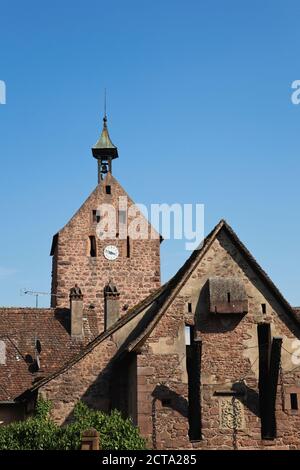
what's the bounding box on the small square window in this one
[92,210,101,224]
[284,387,300,413]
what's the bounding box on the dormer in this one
[208,277,248,314]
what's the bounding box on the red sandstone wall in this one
[51,173,160,331]
[39,336,117,425]
[136,230,300,450]
[44,226,300,449]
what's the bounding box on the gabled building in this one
[1,116,300,449]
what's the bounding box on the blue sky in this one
[0,0,300,307]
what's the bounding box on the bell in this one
[101,163,108,174]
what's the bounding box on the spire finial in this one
[92,92,119,165]
[103,88,107,124]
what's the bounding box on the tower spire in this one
[92,97,118,184]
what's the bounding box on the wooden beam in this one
[257,323,282,440]
[187,337,202,441]
[264,337,282,439]
[258,322,271,438]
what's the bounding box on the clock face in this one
[104,245,119,261]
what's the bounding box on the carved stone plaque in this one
[219,398,245,430]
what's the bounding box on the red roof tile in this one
[0,308,98,400]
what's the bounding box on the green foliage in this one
[58,402,146,450]
[0,411,58,450]
[0,399,146,450]
[34,396,52,420]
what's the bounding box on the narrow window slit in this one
[126,236,130,258]
[89,236,97,257]
[186,325,202,441]
[92,210,100,223]
[291,393,298,410]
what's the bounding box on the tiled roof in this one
[2,220,299,401]
[293,308,300,322]
[0,308,98,401]
[29,220,300,393]
[27,285,167,393]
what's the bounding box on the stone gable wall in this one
[39,336,117,425]
[136,231,300,450]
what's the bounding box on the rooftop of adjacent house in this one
[0,308,98,401]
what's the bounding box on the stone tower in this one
[50,114,161,331]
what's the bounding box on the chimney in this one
[69,284,84,339]
[104,280,120,330]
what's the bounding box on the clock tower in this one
[50,113,161,332]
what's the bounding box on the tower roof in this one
[92,115,119,160]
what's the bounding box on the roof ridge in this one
[128,219,299,351]
[26,283,167,394]
[25,221,222,393]
[50,174,162,254]
[26,218,300,396]
[221,221,296,318]
[0,307,56,313]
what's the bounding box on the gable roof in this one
[126,219,300,352]
[26,284,168,395]
[23,219,299,396]
[50,173,161,255]
[0,308,98,401]
[294,308,300,322]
